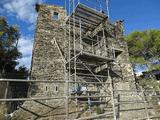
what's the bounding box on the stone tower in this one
[30,4,66,97]
[13,3,154,120]
[13,4,68,120]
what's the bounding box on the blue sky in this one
[0,0,160,70]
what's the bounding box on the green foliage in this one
[129,56,147,64]
[0,17,21,77]
[96,107,104,114]
[125,30,160,71]
[84,104,88,111]
[139,79,160,90]
[154,64,160,71]
[0,17,28,78]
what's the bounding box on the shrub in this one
[84,104,88,111]
[96,107,104,114]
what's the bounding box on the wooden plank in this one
[0,95,112,102]
[72,14,98,27]
[68,21,93,31]
[69,81,109,84]
[0,79,62,83]
[69,18,95,29]
[0,79,108,84]
[76,73,108,78]
[66,15,95,27]
[80,51,114,62]
[77,4,106,19]
[73,12,100,25]
[68,61,99,67]
[76,10,103,24]
[117,101,149,105]
[137,114,160,120]
[0,96,65,102]
[76,112,113,120]
[82,37,98,42]
[113,89,160,92]
[69,95,111,99]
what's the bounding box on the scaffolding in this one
[65,0,117,119]
[1,0,160,120]
[1,78,160,119]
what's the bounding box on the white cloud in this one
[18,56,32,69]
[1,0,44,26]
[0,0,46,68]
[17,36,34,69]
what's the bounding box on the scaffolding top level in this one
[66,4,108,31]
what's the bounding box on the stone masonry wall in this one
[30,4,66,96]
[13,4,68,120]
[106,21,135,91]
[12,3,142,120]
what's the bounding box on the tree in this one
[125,30,160,72]
[0,17,29,115]
[0,17,28,78]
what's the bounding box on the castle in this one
[12,2,158,120]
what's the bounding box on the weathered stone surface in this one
[13,4,67,120]
[12,3,155,120]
